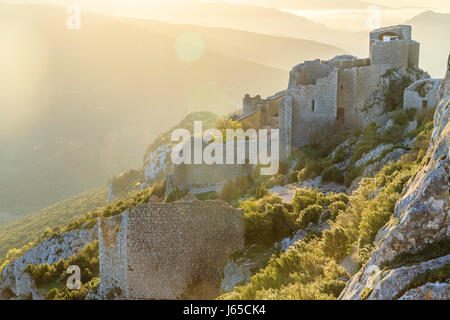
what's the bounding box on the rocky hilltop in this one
[340,55,449,300]
[0,35,448,300]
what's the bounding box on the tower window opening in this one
[311,100,315,112]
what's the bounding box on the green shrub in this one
[326,193,349,205]
[380,124,405,144]
[332,147,346,164]
[220,176,252,202]
[350,122,379,164]
[243,211,271,246]
[406,108,417,121]
[243,198,296,246]
[416,107,436,126]
[267,204,297,241]
[322,227,349,262]
[391,109,409,126]
[288,170,299,183]
[45,288,59,300]
[321,166,344,184]
[292,188,320,213]
[345,165,363,187]
[320,280,347,298]
[297,204,323,228]
[297,160,321,182]
[254,184,269,200]
[25,241,99,292]
[219,237,348,300]
[152,180,166,198]
[329,201,347,217]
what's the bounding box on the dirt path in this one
[269,178,348,204]
[268,185,298,203]
[340,245,359,276]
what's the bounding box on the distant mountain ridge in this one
[0,3,346,218]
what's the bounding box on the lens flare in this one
[174,31,205,63]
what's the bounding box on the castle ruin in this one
[403,78,442,111]
[238,25,422,159]
[98,195,244,299]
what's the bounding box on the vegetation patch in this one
[393,263,450,299]
[381,238,450,270]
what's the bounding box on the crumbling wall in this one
[290,70,339,148]
[288,59,332,89]
[99,198,245,299]
[403,79,442,111]
[169,163,253,190]
[98,215,127,297]
[279,95,292,160]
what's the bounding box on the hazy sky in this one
[3,0,450,11]
[2,0,447,33]
[363,0,449,10]
[224,0,449,11]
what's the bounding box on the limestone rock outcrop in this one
[363,66,429,126]
[0,227,97,299]
[339,55,450,300]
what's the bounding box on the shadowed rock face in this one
[339,55,450,300]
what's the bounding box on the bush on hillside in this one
[321,165,344,184]
[219,176,252,203]
[254,184,269,200]
[297,204,323,228]
[321,227,349,262]
[391,109,409,126]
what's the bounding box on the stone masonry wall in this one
[404,79,442,111]
[98,215,128,297]
[99,198,244,299]
[290,69,339,148]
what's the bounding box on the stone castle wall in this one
[168,163,253,191]
[371,40,413,68]
[98,198,244,299]
[346,64,391,127]
[289,69,339,148]
[98,215,128,297]
[403,79,443,111]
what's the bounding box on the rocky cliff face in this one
[0,227,97,299]
[339,55,450,300]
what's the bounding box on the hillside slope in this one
[0,187,106,261]
[0,3,308,217]
[339,54,449,300]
